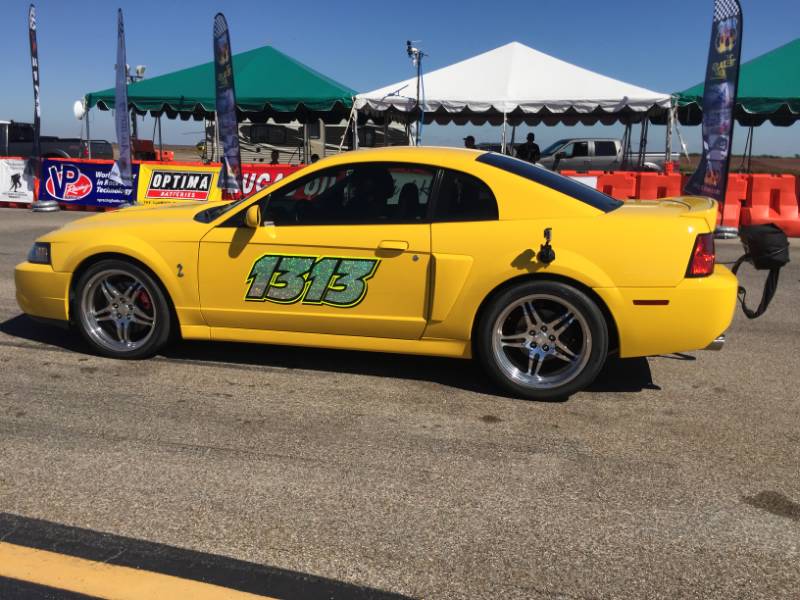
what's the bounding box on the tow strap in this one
[730,224,790,319]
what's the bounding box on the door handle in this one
[377,240,409,251]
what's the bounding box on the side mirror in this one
[555,152,566,160]
[245,205,261,228]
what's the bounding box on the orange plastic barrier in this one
[713,173,748,229]
[596,172,637,200]
[637,172,682,200]
[740,174,800,236]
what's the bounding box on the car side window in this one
[9,124,33,143]
[433,169,498,222]
[568,141,589,157]
[255,162,436,226]
[594,141,617,156]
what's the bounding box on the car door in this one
[197,162,435,340]
[556,141,591,171]
[592,140,620,170]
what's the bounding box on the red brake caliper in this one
[137,290,152,313]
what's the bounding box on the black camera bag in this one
[731,224,790,319]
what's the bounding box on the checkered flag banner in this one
[714,0,741,22]
[683,0,743,203]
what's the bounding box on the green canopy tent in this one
[676,38,800,127]
[84,45,356,124]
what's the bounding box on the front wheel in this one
[476,280,609,400]
[74,259,172,359]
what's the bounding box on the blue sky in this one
[1,0,798,155]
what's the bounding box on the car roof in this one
[314,146,487,169]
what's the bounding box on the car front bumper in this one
[15,262,71,323]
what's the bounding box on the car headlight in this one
[27,242,51,265]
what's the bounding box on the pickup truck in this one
[537,138,677,172]
[0,120,113,160]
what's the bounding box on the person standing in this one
[516,132,540,163]
[463,135,476,149]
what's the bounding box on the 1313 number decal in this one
[245,254,380,308]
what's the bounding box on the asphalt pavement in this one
[0,207,798,599]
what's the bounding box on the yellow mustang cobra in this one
[15,148,738,399]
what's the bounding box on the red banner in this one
[240,163,301,196]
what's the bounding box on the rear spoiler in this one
[663,196,718,231]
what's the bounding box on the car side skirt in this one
[181,326,472,359]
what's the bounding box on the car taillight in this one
[686,233,715,277]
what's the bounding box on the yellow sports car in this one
[15,147,738,399]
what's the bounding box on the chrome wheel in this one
[79,268,157,353]
[491,294,592,390]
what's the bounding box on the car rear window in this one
[476,152,623,213]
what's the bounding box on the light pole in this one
[125,64,146,139]
[406,41,426,146]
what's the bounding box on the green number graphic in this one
[322,259,379,307]
[304,258,339,303]
[245,255,280,300]
[244,253,379,308]
[267,256,315,303]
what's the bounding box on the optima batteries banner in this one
[38,158,138,207]
[137,162,222,205]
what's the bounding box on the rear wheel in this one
[74,259,172,359]
[476,280,608,400]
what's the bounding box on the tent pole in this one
[510,124,516,156]
[665,104,674,171]
[501,113,507,154]
[202,118,208,161]
[214,112,220,162]
[86,107,92,159]
[637,119,648,170]
[303,120,310,163]
[737,126,750,171]
[383,119,389,147]
[620,122,631,170]
[747,126,754,173]
[338,103,357,152]
[158,114,163,160]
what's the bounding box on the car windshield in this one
[475,152,622,213]
[540,139,570,156]
[193,187,264,223]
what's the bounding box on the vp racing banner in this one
[683,0,743,202]
[38,158,138,207]
[213,13,242,194]
[137,162,222,205]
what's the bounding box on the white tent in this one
[354,42,671,127]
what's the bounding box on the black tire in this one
[73,259,172,359]
[475,280,608,400]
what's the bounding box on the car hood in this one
[43,201,228,243]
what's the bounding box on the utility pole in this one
[125,64,146,139]
[406,41,426,146]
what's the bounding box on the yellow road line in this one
[0,541,276,600]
